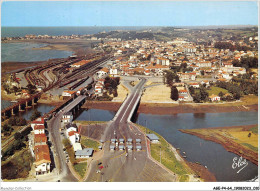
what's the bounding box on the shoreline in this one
[3,39,96,57]
[82,100,258,115]
[179,124,258,165]
[133,123,216,182]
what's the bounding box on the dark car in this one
[98,162,102,165]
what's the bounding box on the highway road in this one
[85,79,176,182]
[47,95,86,182]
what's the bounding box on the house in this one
[62,91,76,99]
[197,61,212,68]
[95,83,104,96]
[75,148,94,158]
[68,131,80,144]
[119,138,124,143]
[179,89,188,95]
[34,134,47,146]
[31,117,45,130]
[65,123,78,133]
[34,145,51,175]
[96,68,109,79]
[70,60,90,68]
[76,87,84,96]
[178,96,185,101]
[110,68,118,77]
[146,134,159,143]
[156,57,170,66]
[73,143,82,152]
[34,125,45,135]
[209,94,221,102]
[136,139,141,143]
[62,112,73,123]
[189,83,200,88]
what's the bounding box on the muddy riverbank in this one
[179,124,258,165]
[82,101,258,115]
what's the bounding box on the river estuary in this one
[2,100,257,182]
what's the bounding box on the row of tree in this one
[232,57,258,70]
[214,42,252,51]
[104,77,120,97]
[189,86,209,103]
[1,127,32,161]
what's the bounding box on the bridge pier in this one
[25,101,32,108]
[32,98,37,105]
[11,108,15,116]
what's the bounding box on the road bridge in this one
[85,79,176,182]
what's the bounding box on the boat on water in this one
[10,100,18,103]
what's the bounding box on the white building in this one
[62,112,73,123]
[75,148,94,158]
[34,125,45,135]
[31,117,45,130]
[34,145,51,175]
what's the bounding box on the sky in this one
[1,1,258,27]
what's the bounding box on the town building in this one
[75,148,94,158]
[34,145,51,175]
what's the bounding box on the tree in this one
[193,92,202,103]
[200,87,209,101]
[2,123,11,132]
[189,86,195,95]
[218,91,224,98]
[170,86,179,101]
[30,109,41,121]
[26,84,36,94]
[14,132,23,140]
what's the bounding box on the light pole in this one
[160,146,161,164]
[145,120,147,134]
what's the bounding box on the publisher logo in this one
[232,156,248,173]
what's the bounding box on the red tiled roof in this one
[32,117,45,125]
[34,134,47,143]
[68,131,78,137]
[34,145,51,165]
[34,125,45,130]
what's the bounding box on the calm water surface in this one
[134,111,258,182]
[19,103,55,121]
[75,109,115,121]
[1,42,73,62]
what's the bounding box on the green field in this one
[80,136,100,151]
[207,86,228,96]
[136,124,192,181]
[73,162,87,178]
[250,126,258,134]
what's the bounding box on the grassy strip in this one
[135,124,192,181]
[250,126,258,134]
[62,138,76,164]
[206,86,228,96]
[73,162,87,178]
[242,143,258,152]
[81,136,101,151]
